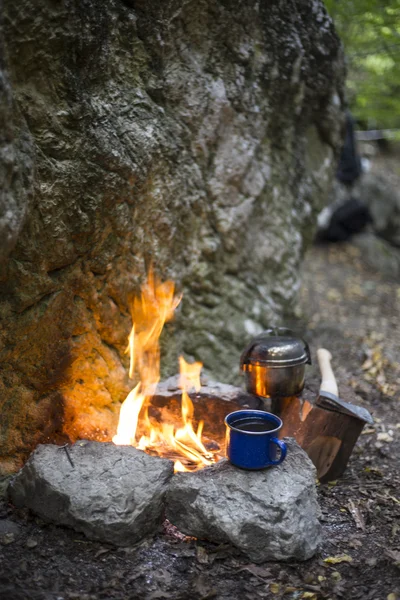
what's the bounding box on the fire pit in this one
[7,270,322,562]
[8,437,321,562]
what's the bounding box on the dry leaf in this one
[196,545,209,564]
[387,594,397,600]
[364,466,383,477]
[388,495,400,505]
[347,499,366,531]
[327,288,341,302]
[302,592,317,599]
[377,432,393,443]
[270,583,280,594]
[238,564,271,579]
[94,547,111,558]
[324,554,353,564]
[361,427,376,435]
[386,549,400,567]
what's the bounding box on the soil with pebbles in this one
[1,242,399,600]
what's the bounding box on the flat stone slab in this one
[8,441,174,546]
[166,438,321,562]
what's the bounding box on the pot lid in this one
[240,327,311,368]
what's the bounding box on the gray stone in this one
[0,519,21,545]
[166,439,321,562]
[0,63,33,267]
[0,0,345,472]
[8,442,174,546]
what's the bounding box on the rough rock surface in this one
[0,62,33,268]
[166,438,321,562]
[0,0,345,472]
[8,442,174,546]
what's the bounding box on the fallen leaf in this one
[270,583,280,594]
[193,573,217,598]
[94,547,111,558]
[386,549,400,568]
[388,495,400,505]
[347,499,366,531]
[327,288,341,302]
[377,493,400,506]
[387,594,397,600]
[348,537,363,549]
[196,545,209,564]
[0,533,15,545]
[361,427,376,435]
[238,564,271,579]
[364,466,383,477]
[301,592,317,599]
[324,554,353,564]
[331,571,342,582]
[377,432,393,443]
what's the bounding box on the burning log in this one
[112,269,259,472]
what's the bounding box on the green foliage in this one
[324,0,400,128]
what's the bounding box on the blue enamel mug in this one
[225,410,287,470]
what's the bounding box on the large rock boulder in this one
[8,442,174,545]
[0,0,345,472]
[166,439,321,562]
[0,62,33,268]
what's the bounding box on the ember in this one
[113,269,220,471]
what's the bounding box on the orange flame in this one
[113,269,218,471]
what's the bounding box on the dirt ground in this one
[1,242,399,600]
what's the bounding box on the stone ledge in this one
[8,442,174,546]
[166,438,321,562]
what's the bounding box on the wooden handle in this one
[317,348,339,397]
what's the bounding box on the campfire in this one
[112,268,221,472]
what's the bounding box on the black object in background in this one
[336,111,362,186]
[316,198,372,243]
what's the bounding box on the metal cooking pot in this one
[240,327,311,398]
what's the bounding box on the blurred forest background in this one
[325,0,400,131]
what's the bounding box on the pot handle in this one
[269,438,287,465]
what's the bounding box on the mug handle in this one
[269,438,287,465]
